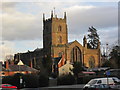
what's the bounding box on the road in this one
[21,84,85,90]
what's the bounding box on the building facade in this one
[14,11,101,70]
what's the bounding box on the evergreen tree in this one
[71,62,83,84]
[87,26,99,49]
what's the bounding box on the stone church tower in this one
[43,11,101,68]
[43,11,68,59]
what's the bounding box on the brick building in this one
[0,60,38,76]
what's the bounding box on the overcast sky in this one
[0,1,119,61]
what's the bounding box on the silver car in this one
[83,77,120,89]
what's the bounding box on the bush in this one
[2,73,23,89]
[23,74,39,88]
[2,73,50,88]
[50,73,57,78]
[2,73,39,88]
[57,74,75,85]
[12,73,23,88]
[2,76,13,84]
[39,74,49,87]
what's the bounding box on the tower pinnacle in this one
[51,10,53,18]
[64,12,66,19]
[83,35,87,47]
[43,13,45,21]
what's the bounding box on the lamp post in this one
[18,53,20,73]
[18,53,23,88]
[2,42,5,62]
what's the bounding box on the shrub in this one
[11,73,23,88]
[23,74,39,88]
[57,74,75,85]
[50,73,57,78]
[2,76,13,84]
[2,73,23,89]
[39,74,49,87]
[2,73,39,88]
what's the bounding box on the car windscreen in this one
[88,80,98,85]
[112,77,120,83]
[3,85,12,86]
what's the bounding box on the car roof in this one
[92,77,117,80]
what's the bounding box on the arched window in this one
[58,52,64,57]
[88,56,95,68]
[58,25,62,31]
[71,46,82,63]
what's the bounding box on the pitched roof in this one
[2,67,7,71]
[66,40,79,46]
[53,57,61,65]
[34,48,43,52]
[8,65,38,72]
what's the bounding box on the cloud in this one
[0,41,15,61]
[2,2,17,13]
[1,2,117,42]
[0,39,43,60]
[65,5,117,35]
[2,6,43,40]
[14,40,43,53]
[98,27,118,45]
[1,3,42,40]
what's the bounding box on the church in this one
[43,11,101,68]
[14,11,101,73]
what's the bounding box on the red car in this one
[1,84,17,89]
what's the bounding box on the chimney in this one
[6,60,9,69]
[10,60,14,65]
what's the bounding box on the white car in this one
[83,77,120,89]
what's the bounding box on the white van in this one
[84,77,120,88]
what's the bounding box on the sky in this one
[0,0,119,61]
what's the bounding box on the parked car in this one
[83,77,120,89]
[0,84,17,89]
[106,69,120,78]
[78,71,96,77]
[83,84,110,90]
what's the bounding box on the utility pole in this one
[106,43,109,60]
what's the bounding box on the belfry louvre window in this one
[58,25,62,31]
[59,36,62,43]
